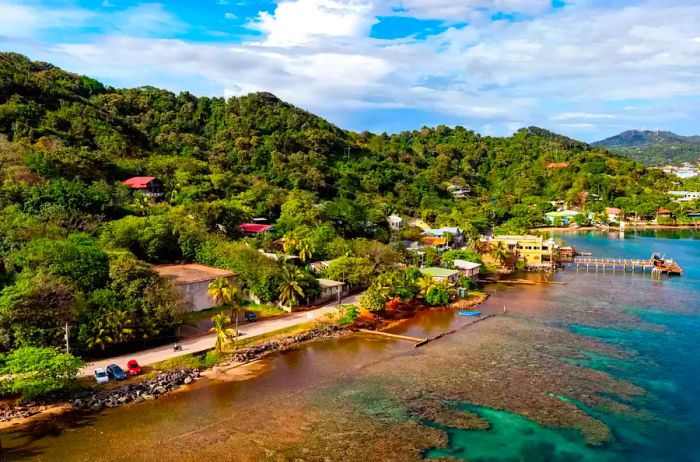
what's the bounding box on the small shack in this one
[315,278,345,305]
[154,264,235,312]
[453,260,481,278]
[420,267,460,284]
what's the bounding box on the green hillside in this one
[0,52,689,361]
[593,130,700,166]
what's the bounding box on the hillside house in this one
[420,267,460,284]
[240,223,274,235]
[605,207,622,223]
[449,184,470,199]
[122,177,164,200]
[154,264,235,312]
[388,214,404,231]
[453,260,481,278]
[656,209,673,218]
[545,210,580,225]
[315,279,346,306]
[309,260,334,273]
[428,227,464,246]
[668,191,700,202]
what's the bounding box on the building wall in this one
[458,267,480,278]
[178,277,235,312]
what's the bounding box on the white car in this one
[94,367,109,385]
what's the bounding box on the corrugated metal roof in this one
[123,177,157,189]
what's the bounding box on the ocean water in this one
[3,230,699,461]
[426,230,700,462]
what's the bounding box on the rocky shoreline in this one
[222,325,343,365]
[0,326,345,426]
[69,368,202,412]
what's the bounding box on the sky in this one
[1,0,699,141]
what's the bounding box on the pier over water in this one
[572,255,683,278]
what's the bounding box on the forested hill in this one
[0,52,672,216]
[593,130,700,166]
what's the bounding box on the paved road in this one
[80,293,362,377]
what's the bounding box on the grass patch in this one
[152,351,222,371]
[182,303,285,326]
[225,318,337,351]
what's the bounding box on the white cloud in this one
[390,0,550,21]
[0,1,92,37]
[4,0,700,138]
[224,12,237,19]
[248,0,377,45]
[551,113,617,121]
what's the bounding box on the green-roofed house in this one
[545,210,580,225]
[419,267,460,284]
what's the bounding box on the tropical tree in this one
[278,265,305,309]
[490,241,510,265]
[207,278,244,346]
[85,319,113,351]
[107,310,134,345]
[297,239,314,263]
[209,312,236,353]
[207,277,233,307]
[282,233,299,254]
[0,347,84,401]
[417,275,436,297]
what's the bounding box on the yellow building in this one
[490,235,558,268]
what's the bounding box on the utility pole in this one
[64,323,70,354]
[344,147,351,160]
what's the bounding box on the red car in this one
[127,359,142,376]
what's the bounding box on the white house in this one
[605,207,622,223]
[315,278,345,305]
[453,260,481,278]
[388,214,404,231]
[668,191,700,202]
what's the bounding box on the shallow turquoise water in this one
[426,230,700,462]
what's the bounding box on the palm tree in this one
[209,312,236,353]
[297,239,314,263]
[282,233,299,254]
[208,278,233,307]
[490,241,510,265]
[86,319,113,351]
[278,265,305,310]
[108,310,135,344]
[417,275,435,297]
[208,278,244,347]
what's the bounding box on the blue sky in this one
[1,0,699,141]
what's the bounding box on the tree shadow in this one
[1,410,98,461]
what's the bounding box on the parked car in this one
[126,359,142,376]
[94,368,109,385]
[106,364,127,381]
[245,311,258,322]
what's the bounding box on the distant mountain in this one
[593,130,700,166]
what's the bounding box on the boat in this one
[458,310,481,317]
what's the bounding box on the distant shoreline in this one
[531,224,700,233]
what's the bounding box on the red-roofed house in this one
[240,223,274,235]
[122,177,164,200]
[656,209,673,217]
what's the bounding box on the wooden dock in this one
[572,257,683,278]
